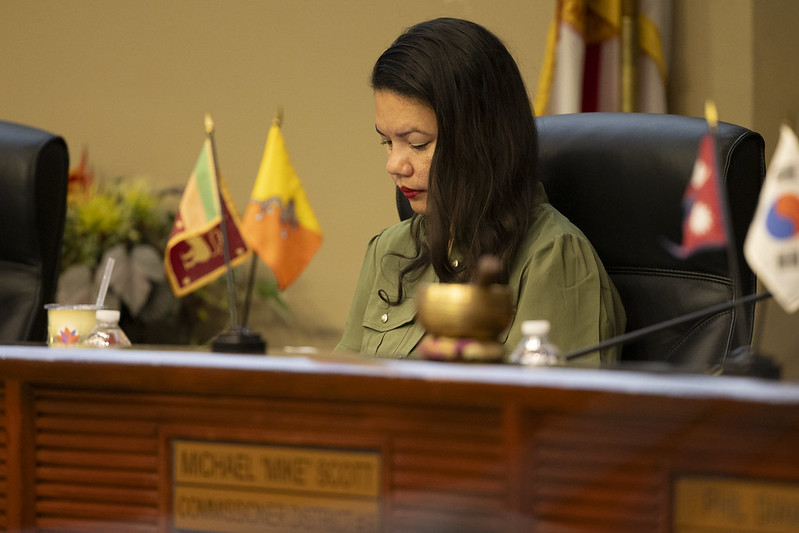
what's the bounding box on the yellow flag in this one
[241,122,322,290]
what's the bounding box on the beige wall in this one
[2,1,797,370]
[1,0,552,349]
[750,0,799,377]
[669,0,755,127]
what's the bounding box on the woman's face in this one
[374,90,438,215]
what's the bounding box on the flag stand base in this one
[721,346,782,380]
[211,326,267,354]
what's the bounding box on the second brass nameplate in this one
[674,476,799,533]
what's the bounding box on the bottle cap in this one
[521,320,550,336]
[96,309,121,323]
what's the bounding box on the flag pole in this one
[242,254,257,329]
[205,113,267,354]
[242,107,284,329]
[620,0,638,112]
[205,114,240,329]
[706,101,758,368]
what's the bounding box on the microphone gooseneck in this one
[563,291,772,363]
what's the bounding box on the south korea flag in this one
[744,123,799,313]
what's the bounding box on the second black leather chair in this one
[396,112,765,367]
[0,120,69,344]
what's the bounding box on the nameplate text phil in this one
[674,476,799,533]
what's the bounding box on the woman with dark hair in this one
[335,18,625,365]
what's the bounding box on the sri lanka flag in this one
[240,120,322,291]
[165,138,251,297]
[745,124,799,313]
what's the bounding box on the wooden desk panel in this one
[0,346,797,532]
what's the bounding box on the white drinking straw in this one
[95,257,115,307]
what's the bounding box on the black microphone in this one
[562,291,780,378]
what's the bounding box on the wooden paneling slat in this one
[36,467,158,488]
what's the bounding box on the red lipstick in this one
[400,187,421,199]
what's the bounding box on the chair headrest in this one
[0,120,69,265]
[538,112,764,283]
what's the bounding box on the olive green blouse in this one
[335,185,626,366]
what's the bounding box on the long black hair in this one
[371,17,539,304]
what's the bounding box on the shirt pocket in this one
[361,291,424,356]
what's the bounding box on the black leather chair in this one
[396,113,765,368]
[0,120,69,344]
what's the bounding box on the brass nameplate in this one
[172,440,381,533]
[674,476,799,533]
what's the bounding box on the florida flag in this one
[670,131,727,258]
[240,121,322,291]
[534,0,670,115]
[165,139,251,297]
[744,124,799,313]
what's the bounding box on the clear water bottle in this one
[84,309,132,348]
[507,320,562,366]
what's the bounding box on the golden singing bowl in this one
[415,282,514,341]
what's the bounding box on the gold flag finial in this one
[273,106,284,127]
[704,100,718,129]
[204,113,214,135]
